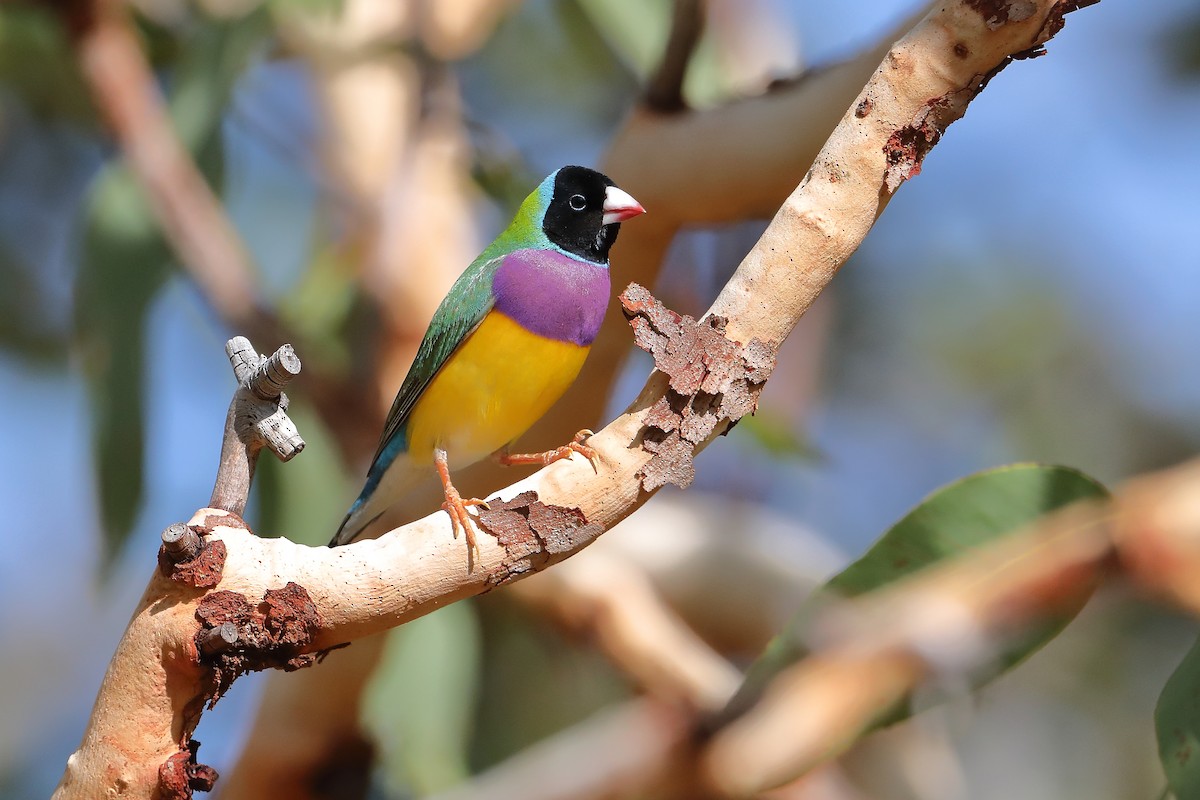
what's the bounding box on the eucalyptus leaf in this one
[0,242,70,364]
[74,9,271,560]
[0,7,94,124]
[1157,634,1200,799]
[736,409,820,461]
[725,463,1108,724]
[362,603,481,796]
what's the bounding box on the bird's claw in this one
[497,428,598,469]
[441,488,489,556]
[568,429,598,470]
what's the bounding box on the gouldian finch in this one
[330,166,645,551]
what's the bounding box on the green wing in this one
[369,255,501,465]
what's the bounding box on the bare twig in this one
[644,0,706,113]
[429,699,693,800]
[69,0,262,327]
[160,522,202,563]
[210,337,304,515]
[509,547,743,714]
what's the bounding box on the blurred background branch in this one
[69,0,264,330]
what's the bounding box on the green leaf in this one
[362,602,482,796]
[573,0,765,108]
[469,601,630,769]
[74,9,271,560]
[0,7,95,124]
[75,169,172,557]
[726,463,1109,724]
[1157,634,1200,799]
[736,408,820,461]
[267,0,346,20]
[276,244,358,368]
[574,0,671,78]
[0,241,70,364]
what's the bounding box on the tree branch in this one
[508,546,742,714]
[428,699,693,800]
[510,3,929,466]
[700,500,1113,795]
[54,2,1100,796]
[644,0,706,113]
[209,337,304,515]
[699,454,1200,795]
[69,0,262,328]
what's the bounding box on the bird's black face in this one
[543,166,620,263]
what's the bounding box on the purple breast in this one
[491,249,610,346]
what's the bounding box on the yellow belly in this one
[405,310,590,465]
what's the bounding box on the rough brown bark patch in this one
[478,491,604,586]
[158,538,226,588]
[883,89,977,192]
[157,740,218,799]
[194,582,322,706]
[619,284,776,492]
[966,0,1038,29]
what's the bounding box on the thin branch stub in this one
[160,522,202,563]
[210,337,307,515]
[198,622,239,658]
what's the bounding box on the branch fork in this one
[209,337,305,515]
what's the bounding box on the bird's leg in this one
[434,448,489,558]
[496,429,597,469]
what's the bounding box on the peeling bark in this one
[194,582,324,706]
[620,284,776,491]
[477,492,605,586]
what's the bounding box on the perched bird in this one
[330,166,645,552]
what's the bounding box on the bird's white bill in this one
[602,186,646,225]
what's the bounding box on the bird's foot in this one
[497,429,597,469]
[441,485,490,557]
[434,447,490,562]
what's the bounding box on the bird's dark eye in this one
[568,193,587,211]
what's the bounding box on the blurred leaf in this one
[575,0,769,108]
[362,602,482,796]
[254,401,349,544]
[574,0,671,78]
[0,242,70,364]
[0,7,94,124]
[726,463,1108,724]
[277,244,358,368]
[74,9,272,560]
[75,169,171,558]
[167,13,272,150]
[736,408,820,461]
[461,0,637,169]
[471,599,630,770]
[1156,633,1200,799]
[1162,9,1200,81]
[267,0,345,19]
